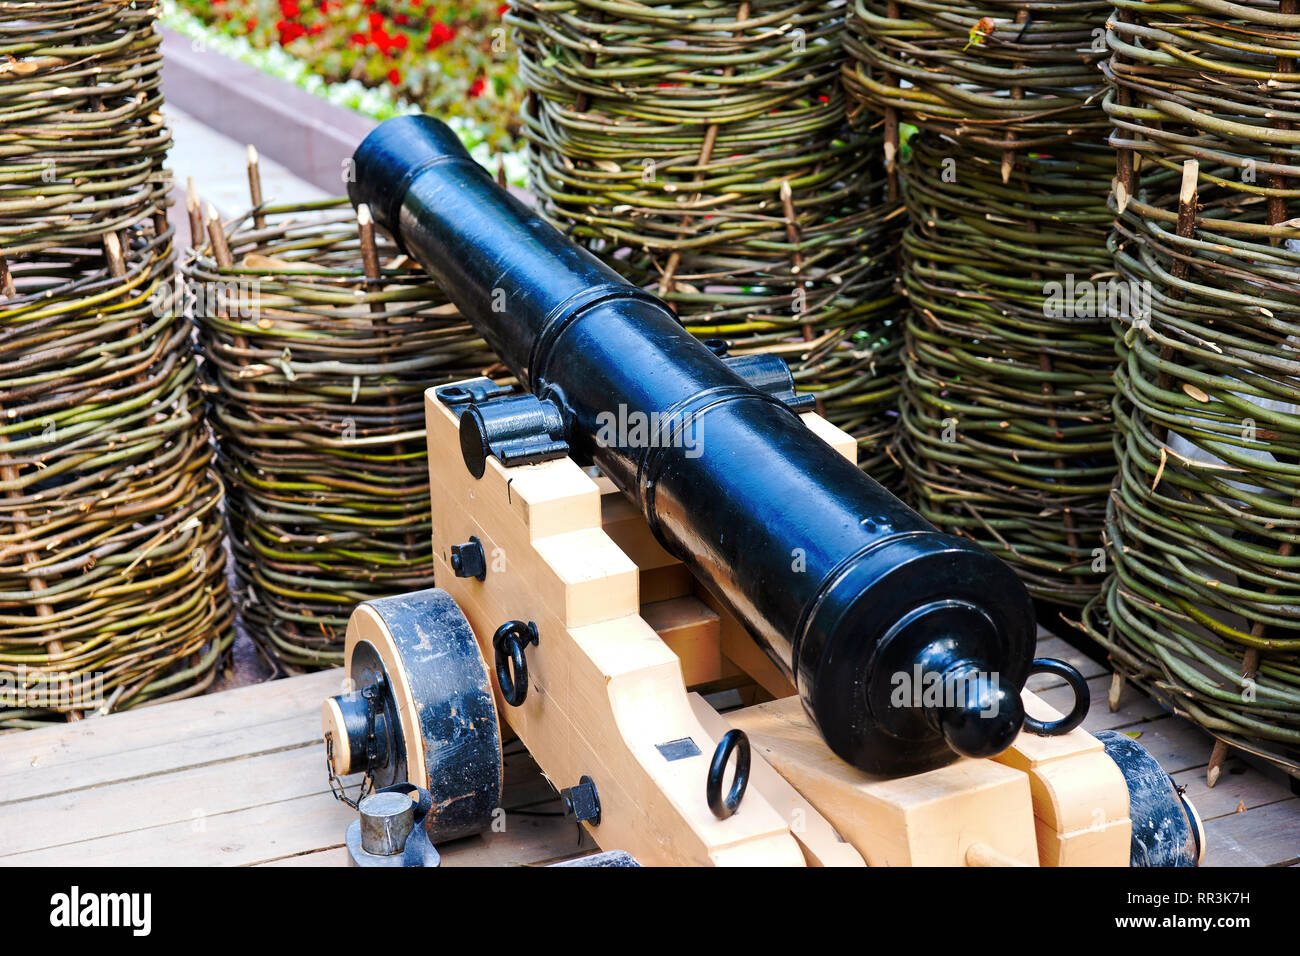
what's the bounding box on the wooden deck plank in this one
[1,791,357,866]
[1,746,345,857]
[1040,673,1167,733]
[0,670,344,775]
[1172,761,1295,822]
[1030,637,1107,684]
[1,712,322,804]
[257,847,350,867]
[1200,798,1300,867]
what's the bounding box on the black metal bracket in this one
[437,377,570,478]
[450,536,487,581]
[561,775,602,827]
[706,342,816,413]
[493,619,539,707]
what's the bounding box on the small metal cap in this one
[560,775,601,826]
[359,790,415,856]
[450,536,487,580]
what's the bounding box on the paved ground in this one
[164,102,332,249]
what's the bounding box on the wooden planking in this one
[0,669,344,779]
[0,668,591,868]
[258,847,350,867]
[1,711,324,805]
[1200,799,1300,867]
[1040,673,1167,733]
[1172,761,1295,821]
[1,746,343,857]
[1030,637,1107,683]
[2,791,358,866]
[1106,717,1215,777]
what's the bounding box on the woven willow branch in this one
[0,1,230,728]
[185,198,496,669]
[1083,0,1300,778]
[0,0,171,256]
[1,230,233,728]
[511,0,905,479]
[845,0,1116,605]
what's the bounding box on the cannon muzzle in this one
[348,116,1086,776]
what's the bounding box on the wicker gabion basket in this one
[510,0,905,478]
[184,194,496,669]
[0,0,171,256]
[1084,0,1300,782]
[1,2,232,727]
[844,0,1119,607]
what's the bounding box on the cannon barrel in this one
[349,116,1074,777]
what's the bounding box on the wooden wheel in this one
[1096,730,1204,867]
[322,588,502,843]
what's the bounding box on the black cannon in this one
[341,115,1089,779]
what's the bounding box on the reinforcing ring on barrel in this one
[493,620,539,707]
[1023,658,1090,736]
[707,730,751,820]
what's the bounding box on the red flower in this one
[426,21,455,50]
[368,11,383,29]
[279,0,300,17]
[246,16,257,30]
[498,3,509,14]
[388,69,403,85]
[468,76,486,97]
[276,19,306,45]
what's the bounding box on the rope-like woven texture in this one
[1,1,231,728]
[845,0,1117,605]
[511,0,904,478]
[185,199,495,669]
[1,230,233,728]
[0,0,171,256]
[1083,0,1300,776]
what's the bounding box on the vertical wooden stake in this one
[883,0,901,203]
[247,145,266,231]
[1152,159,1198,432]
[185,178,203,253]
[1001,10,1031,185]
[1113,8,1137,215]
[205,204,234,269]
[0,254,14,299]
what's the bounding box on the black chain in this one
[325,684,380,809]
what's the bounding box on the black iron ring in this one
[1023,658,1090,736]
[707,729,750,820]
[493,620,539,707]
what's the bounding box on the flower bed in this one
[168,0,523,152]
